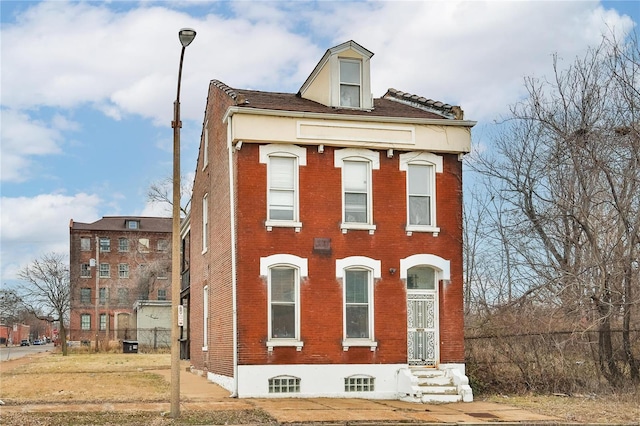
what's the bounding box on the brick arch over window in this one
[399,254,450,280]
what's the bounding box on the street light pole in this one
[171,27,196,419]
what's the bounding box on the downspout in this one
[227,114,239,397]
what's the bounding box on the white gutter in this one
[222,106,477,128]
[227,115,239,397]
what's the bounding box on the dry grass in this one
[484,392,640,424]
[0,352,171,404]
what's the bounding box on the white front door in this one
[406,266,438,366]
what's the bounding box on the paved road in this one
[0,342,53,362]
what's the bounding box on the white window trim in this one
[260,254,307,351]
[203,120,209,170]
[334,148,379,234]
[329,52,373,110]
[336,256,380,351]
[203,285,209,351]
[202,194,209,254]
[259,144,307,232]
[399,254,450,281]
[399,152,443,236]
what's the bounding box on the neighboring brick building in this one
[69,216,172,344]
[188,41,475,401]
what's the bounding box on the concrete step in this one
[416,375,452,386]
[417,384,458,394]
[421,393,462,403]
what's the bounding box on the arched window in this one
[259,144,307,231]
[334,148,380,233]
[260,254,308,350]
[336,256,380,349]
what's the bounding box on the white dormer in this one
[298,40,373,110]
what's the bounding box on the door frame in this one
[400,254,450,367]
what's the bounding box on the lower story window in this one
[81,314,91,330]
[99,313,107,331]
[345,375,375,392]
[268,376,300,393]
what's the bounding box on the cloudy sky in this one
[1,0,637,288]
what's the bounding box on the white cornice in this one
[222,106,476,128]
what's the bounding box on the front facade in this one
[189,41,474,402]
[69,216,172,344]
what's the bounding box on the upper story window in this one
[202,194,209,253]
[126,220,139,230]
[335,148,379,234]
[118,238,129,252]
[260,254,308,351]
[259,144,307,232]
[400,152,442,235]
[99,237,110,252]
[80,288,91,304]
[81,264,91,278]
[99,263,110,278]
[157,239,169,252]
[119,263,129,279]
[158,289,167,300]
[80,237,91,251]
[336,256,380,351]
[138,238,150,253]
[339,59,361,108]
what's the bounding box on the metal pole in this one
[170,44,186,420]
[95,236,100,352]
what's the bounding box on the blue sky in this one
[1,0,637,288]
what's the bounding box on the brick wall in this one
[233,144,465,365]
[189,83,236,376]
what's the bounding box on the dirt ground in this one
[1,350,639,425]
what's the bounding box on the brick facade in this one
[187,41,473,398]
[69,217,172,343]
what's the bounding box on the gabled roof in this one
[69,216,172,233]
[298,40,374,97]
[211,80,463,121]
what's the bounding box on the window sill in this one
[265,221,302,232]
[267,339,304,352]
[405,225,440,237]
[342,339,378,351]
[340,223,376,235]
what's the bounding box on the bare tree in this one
[17,253,71,356]
[147,175,191,216]
[466,33,639,387]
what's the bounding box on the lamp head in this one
[178,28,196,47]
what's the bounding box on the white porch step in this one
[409,367,462,403]
[421,393,463,403]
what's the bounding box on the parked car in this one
[33,339,43,345]
[20,339,30,346]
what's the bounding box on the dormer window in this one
[339,59,361,108]
[126,220,139,230]
[298,40,373,110]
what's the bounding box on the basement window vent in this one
[344,375,375,392]
[268,376,300,393]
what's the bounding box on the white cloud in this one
[0,109,71,182]
[0,0,636,286]
[0,193,101,282]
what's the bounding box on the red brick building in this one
[188,41,475,401]
[69,216,172,344]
